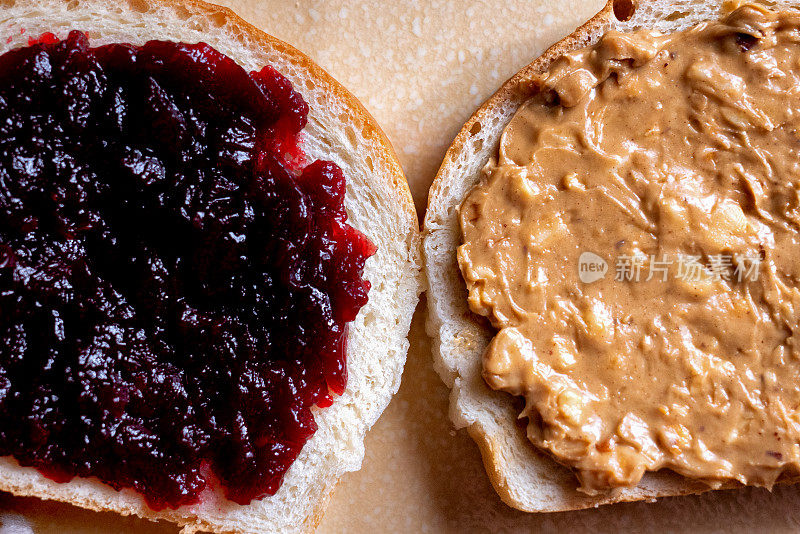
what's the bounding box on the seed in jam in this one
[0,30,375,509]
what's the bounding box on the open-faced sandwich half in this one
[0,0,422,532]
[425,0,800,512]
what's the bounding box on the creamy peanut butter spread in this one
[458,3,800,493]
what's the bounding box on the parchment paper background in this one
[3,1,800,532]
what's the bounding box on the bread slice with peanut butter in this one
[424,0,800,512]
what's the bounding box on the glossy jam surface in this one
[0,31,374,509]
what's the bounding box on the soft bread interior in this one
[0,0,423,532]
[423,0,800,513]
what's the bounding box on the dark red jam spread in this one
[0,30,375,509]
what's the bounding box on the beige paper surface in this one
[3,1,800,532]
